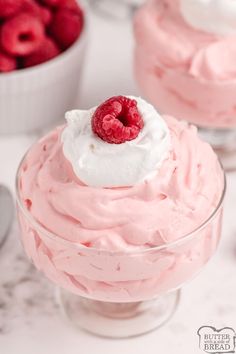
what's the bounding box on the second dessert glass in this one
[16,159,225,338]
[134,0,236,170]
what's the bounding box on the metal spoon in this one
[0,185,14,248]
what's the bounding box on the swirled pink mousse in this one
[134,0,236,128]
[18,116,224,302]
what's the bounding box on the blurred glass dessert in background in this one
[134,0,236,169]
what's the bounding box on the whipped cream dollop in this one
[180,0,236,36]
[62,96,171,188]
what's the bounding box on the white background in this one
[0,6,236,354]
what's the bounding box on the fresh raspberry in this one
[40,0,62,6]
[23,37,59,67]
[0,51,17,72]
[41,0,80,12]
[0,0,23,18]
[22,0,52,26]
[92,96,144,144]
[58,0,82,13]
[49,8,83,49]
[0,13,45,56]
[40,6,52,25]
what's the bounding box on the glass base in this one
[198,126,236,171]
[57,289,181,338]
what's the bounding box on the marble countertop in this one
[0,8,236,354]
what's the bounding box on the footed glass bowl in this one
[16,157,226,338]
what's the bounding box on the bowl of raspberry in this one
[0,0,87,134]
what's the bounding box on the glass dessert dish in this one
[16,194,225,338]
[134,0,236,170]
[16,95,225,338]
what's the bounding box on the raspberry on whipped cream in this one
[134,0,236,128]
[92,96,144,144]
[62,96,171,187]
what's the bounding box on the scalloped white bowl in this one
[0,19,87,134]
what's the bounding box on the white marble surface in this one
[0,8,236,354]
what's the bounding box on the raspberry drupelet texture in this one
[58,0,81,12]
[49,7,83,49]
[23,37,60,67]
[0,0,23,18]
[41,0,61,6]
[22,0,52,26]
[92,96,144,144]
[42,0,80,11]
[0,51,17,72]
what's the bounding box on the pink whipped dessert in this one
[17,96,224,302]
[134,0,236,128]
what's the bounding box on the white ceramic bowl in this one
[0,18,87,135]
